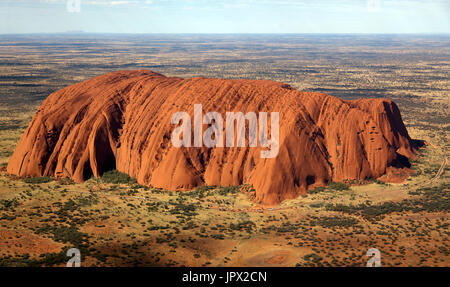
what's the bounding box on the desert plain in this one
[0,34,448,266]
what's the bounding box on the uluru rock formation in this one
[7,70,417,205]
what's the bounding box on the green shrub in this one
[0,198,18,211]
[36,225,88,247]
[312,216,358,228]
[327,182,349,191]
[169,201,198,217]
[309,186,326,194]
[23,176,52,184]
[303,253,322,263]
[229,220,256,232]
[211,234,225,240]
[101,170,137,184]
[0,249,70,267]
[184,185,216,198]
[216,186,240,196]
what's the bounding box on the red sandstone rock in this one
[7,70,417,205]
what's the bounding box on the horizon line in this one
[1,32,450,36]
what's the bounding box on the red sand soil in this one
[0,229,63,256]
[377,166,414,183]
[7,70,417,205]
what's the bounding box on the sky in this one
[0,0,449,34]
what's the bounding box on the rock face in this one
[7,70,417,205]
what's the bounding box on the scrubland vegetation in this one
[0,34,448,266]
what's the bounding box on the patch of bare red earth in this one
[0,229,63,256]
